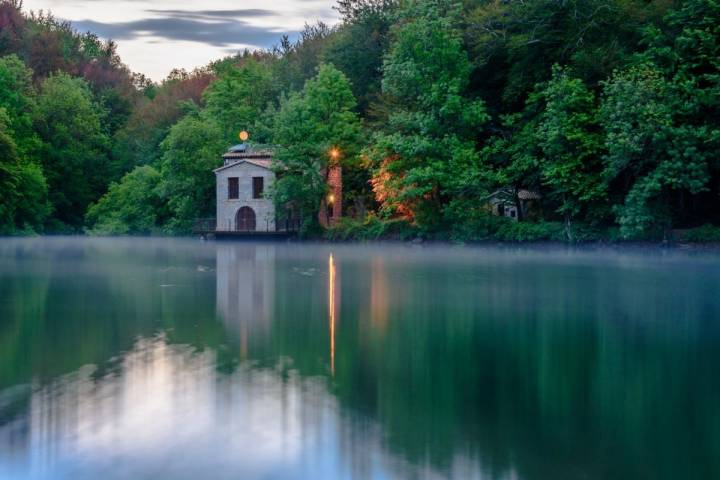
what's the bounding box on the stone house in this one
[214,144,276,232]
[213,143,342,232]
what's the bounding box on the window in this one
[228,177,239,199]
[252,177,264,199]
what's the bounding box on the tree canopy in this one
[0,0,718,241]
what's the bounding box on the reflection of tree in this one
[262,252,720,479]
[370,258,388,333]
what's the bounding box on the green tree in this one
[85,165,163,235]
[463,0,671,109]
[111,68,213,174]
[0,54,39,156]
[601,61,718,239]
[323,1,396,114]
[535,66,606,233]
[203,59,275,141]
[0,108,48,233]
[0,55,49,233]
[34,72,110,230]
[271,64,362,232]
[369,0,489,231]
[157,115,225,233]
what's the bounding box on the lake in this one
[0,237,719,479]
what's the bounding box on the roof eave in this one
[213,159,273,174]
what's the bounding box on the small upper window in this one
[252,177,264,199]
[228,177,239,199]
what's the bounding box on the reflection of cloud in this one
[0,334,450,479]
[74,17,290,47]
[0,337,330,478]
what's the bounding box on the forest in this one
[0,0,718,241]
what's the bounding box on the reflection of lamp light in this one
[329,254,336,375]
[327,194,335,205]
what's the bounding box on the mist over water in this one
[1,237,719,479]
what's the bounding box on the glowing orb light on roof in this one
[239,131,249,142]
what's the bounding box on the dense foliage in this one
[1,0,718,241]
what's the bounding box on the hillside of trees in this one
[1,0,719,241]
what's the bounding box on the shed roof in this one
[518,189,542,200]
[485,188,543,203]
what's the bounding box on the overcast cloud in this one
[23,0,339,80]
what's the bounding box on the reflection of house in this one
[486,188,542,221]
[213,143,343,233]
[215,244,275,350]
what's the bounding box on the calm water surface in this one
[1,237,719,479]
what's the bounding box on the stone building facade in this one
[214,145,276,232]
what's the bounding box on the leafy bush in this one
[566,223,621,243]
[495,221,566,242]
[325,215,417,241]
[450,210,515,242]
[682,225,720,243]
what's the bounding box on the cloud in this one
[144,9,276,21]
[73,16,291,48]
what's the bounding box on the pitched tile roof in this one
[214,143,275,173]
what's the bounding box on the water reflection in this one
[0,336,403,479]
[370,258,388,333]
[1,238,720,479]
[329,254,337,376]
[216,244,275,359]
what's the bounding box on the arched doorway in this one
[235,206,256,231]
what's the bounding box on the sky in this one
[23,0,339,81]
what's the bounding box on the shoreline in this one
[3,234,720,252]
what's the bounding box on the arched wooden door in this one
[235,206,256,231]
